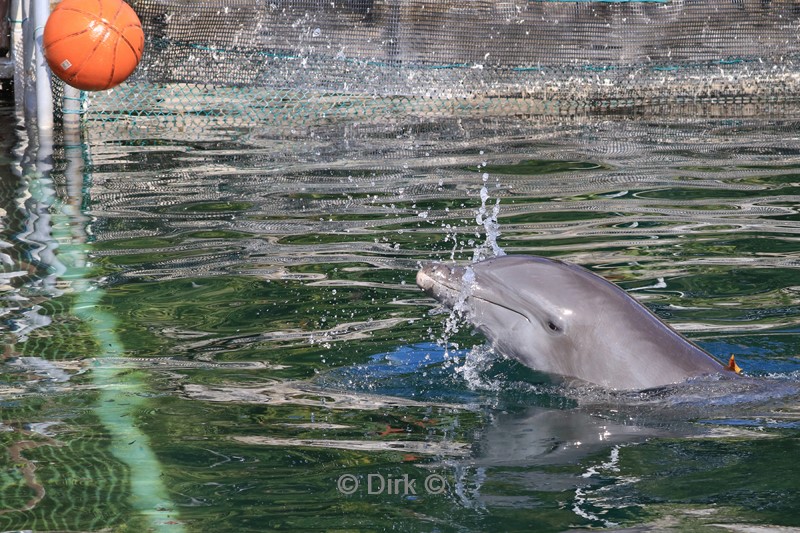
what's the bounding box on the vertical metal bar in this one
[32,0,52,130]
[20,0,34,117]
[62,84,84,129]
[9,0,25,112]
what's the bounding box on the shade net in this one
[77,0,800,132]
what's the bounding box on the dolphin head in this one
[417,255,725,390]
[417,256,590,375]
[418,257,581,328]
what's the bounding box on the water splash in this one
[437,168,506,372]
[472,172,505,262]
[438,171,505,371]
[453,344,504,392]
[439,264,476,363]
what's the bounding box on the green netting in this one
[69,0,800,129]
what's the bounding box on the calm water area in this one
[1,92,799,532]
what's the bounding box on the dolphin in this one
[417,255,738,391]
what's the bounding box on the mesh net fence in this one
[73,0,800,132]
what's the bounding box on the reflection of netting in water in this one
[0,420,135,532]
[75,0,800,130]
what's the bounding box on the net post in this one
[9,0,25,111]
[32,0,52,130]
[20,0,34,118]
[62,84,84,129]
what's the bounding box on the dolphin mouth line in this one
[473,295,533,324]
[421,271,532,325]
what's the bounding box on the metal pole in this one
[21,0,34,117]
[32,0,52,130]
[62,84,84,130]
[9,0,25,112]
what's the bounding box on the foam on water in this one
[454,345,504,392]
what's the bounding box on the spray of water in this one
[453,344,505,392]
[439,264,476,365]
[472,172,506,262]
[437,171,505,380]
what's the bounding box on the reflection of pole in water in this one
[58,86,88,277]
[4,15,181,527]
[5,92,59,341]
[59,86,185,532]
[3,83,185,530]
[4,0,58,341]
[30,127,65,283]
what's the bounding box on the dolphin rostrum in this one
[417,255,739,391]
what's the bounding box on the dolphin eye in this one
[547,321,562,333]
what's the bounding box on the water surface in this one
[1,105,799,531]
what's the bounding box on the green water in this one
[1,103,799,532]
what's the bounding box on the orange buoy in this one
[43,0,144,91]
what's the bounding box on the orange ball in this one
[43,0,144,91]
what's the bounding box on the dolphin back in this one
[419,255,731,391]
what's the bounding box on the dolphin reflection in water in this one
[417,255,741,391]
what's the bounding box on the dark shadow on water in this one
[313,341,800,528]
[319,339,800,456]
[315,342,578,409]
